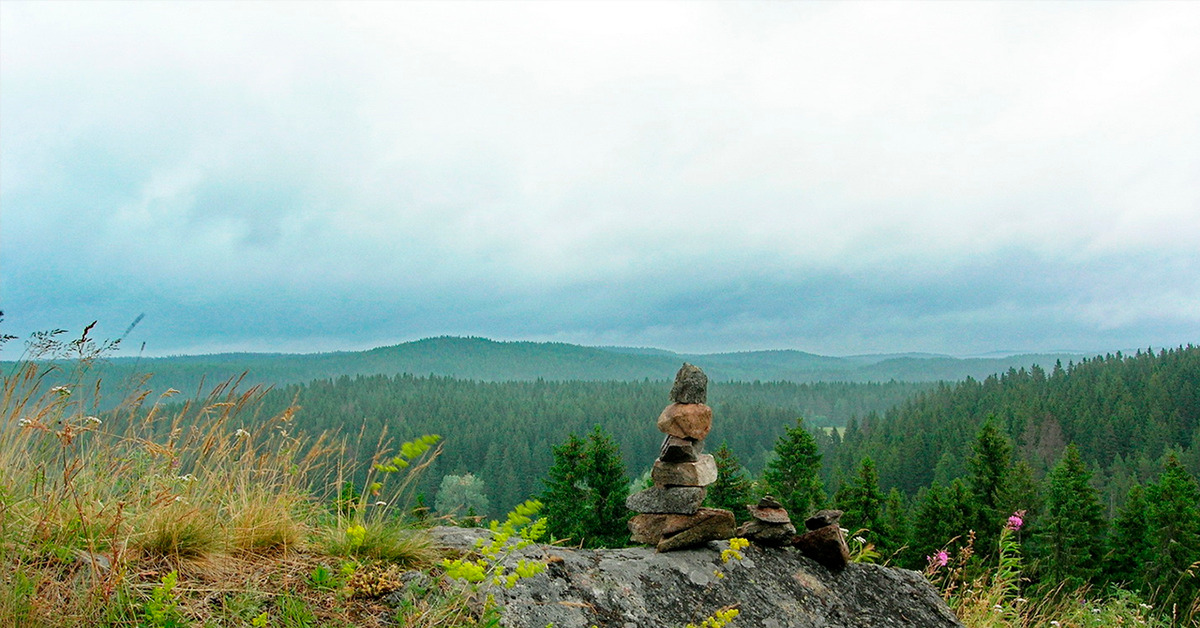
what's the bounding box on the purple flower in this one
[1006,510,1026,531]
[927,550,949,567]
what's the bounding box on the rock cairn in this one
[627,364,735,552]
[737,495,797,547]
[793,508,851,570]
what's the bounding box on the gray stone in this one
[737,518,797,547]
[651,454,717,488]
[757,495,783,509]
[805,508,844,530]
[670,363,708,404]
[423,526,964,628]
[659,435,703,463]
[626,486,706,514]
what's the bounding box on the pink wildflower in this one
[927,550,950,567]
[1006,510,1026,531]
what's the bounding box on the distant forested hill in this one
[828,345,1200,513]
[54,336,1084,394]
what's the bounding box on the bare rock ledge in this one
[427,526,963,628]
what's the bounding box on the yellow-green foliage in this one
[685,607,740,628]
[442,499,548,589]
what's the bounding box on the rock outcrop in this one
[428,526,963,628]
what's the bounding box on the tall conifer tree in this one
[761,417,825,518]
[1144,452,1200,609]
[706,442,754,521]
[1104,484,1152,591]
[1031,444,1106,589]
[539,427,629,548]
[968,418,1014,554]
[835,456,887,544]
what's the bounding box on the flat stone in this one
[652,454,718,488]
[657,508,735,552]
[794,524,850,570]
[757,495,783,509]
[805,509,844,531]
[626,486,706,514]
[659,435,703,463]
[656,403,713,440]
[669,363,708,404]
[747,504,791,525]
[737,519,797,547]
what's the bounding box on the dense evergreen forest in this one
[826,346,1200,512]
[237,376,926,516]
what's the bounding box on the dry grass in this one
[0,326,461,627]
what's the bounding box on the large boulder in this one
[426,527,963,628]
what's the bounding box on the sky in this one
[2,1,1198,358]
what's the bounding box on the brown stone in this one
[656,508,735,552]
[659,435,703,463]
[805,509,844,531]
[748,505,791,525]
[656,403,713,440]
[652,454,717,487]
[629,514,671,545]
[793,524,850,570]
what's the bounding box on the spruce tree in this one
[967,418,1014,555]
[761,417,825,518]
[580,425,630,548]
[1031,444,1106,589]
[909,479,976,570]
[706,441,754,521]
[539,427,630,548]
[1104,484,1152,591]
[540,433,588,544]
[881,487,911,560]
[1144,452,1200,609]
[835,456,887,545]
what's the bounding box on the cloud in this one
[2,1,1198,357]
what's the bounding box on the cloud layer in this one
[3,1,1198,357]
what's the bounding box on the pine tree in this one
[761,417,825,518]
[967,418,1014,555]
[835,456,887,545]
[1144,452,1200,609]
[1104,483,1152,591]
[706,441,754,521]
[1031,444,1106,589]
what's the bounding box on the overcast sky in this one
[2,1,1198,358]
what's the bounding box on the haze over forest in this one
[3,2,1199,361]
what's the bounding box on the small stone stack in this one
[737,495,797,547]
[627,364,735,552]
[793,508,851,570]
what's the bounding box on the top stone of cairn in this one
[670,363,708,404]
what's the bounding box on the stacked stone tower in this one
[626,364,735,551]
